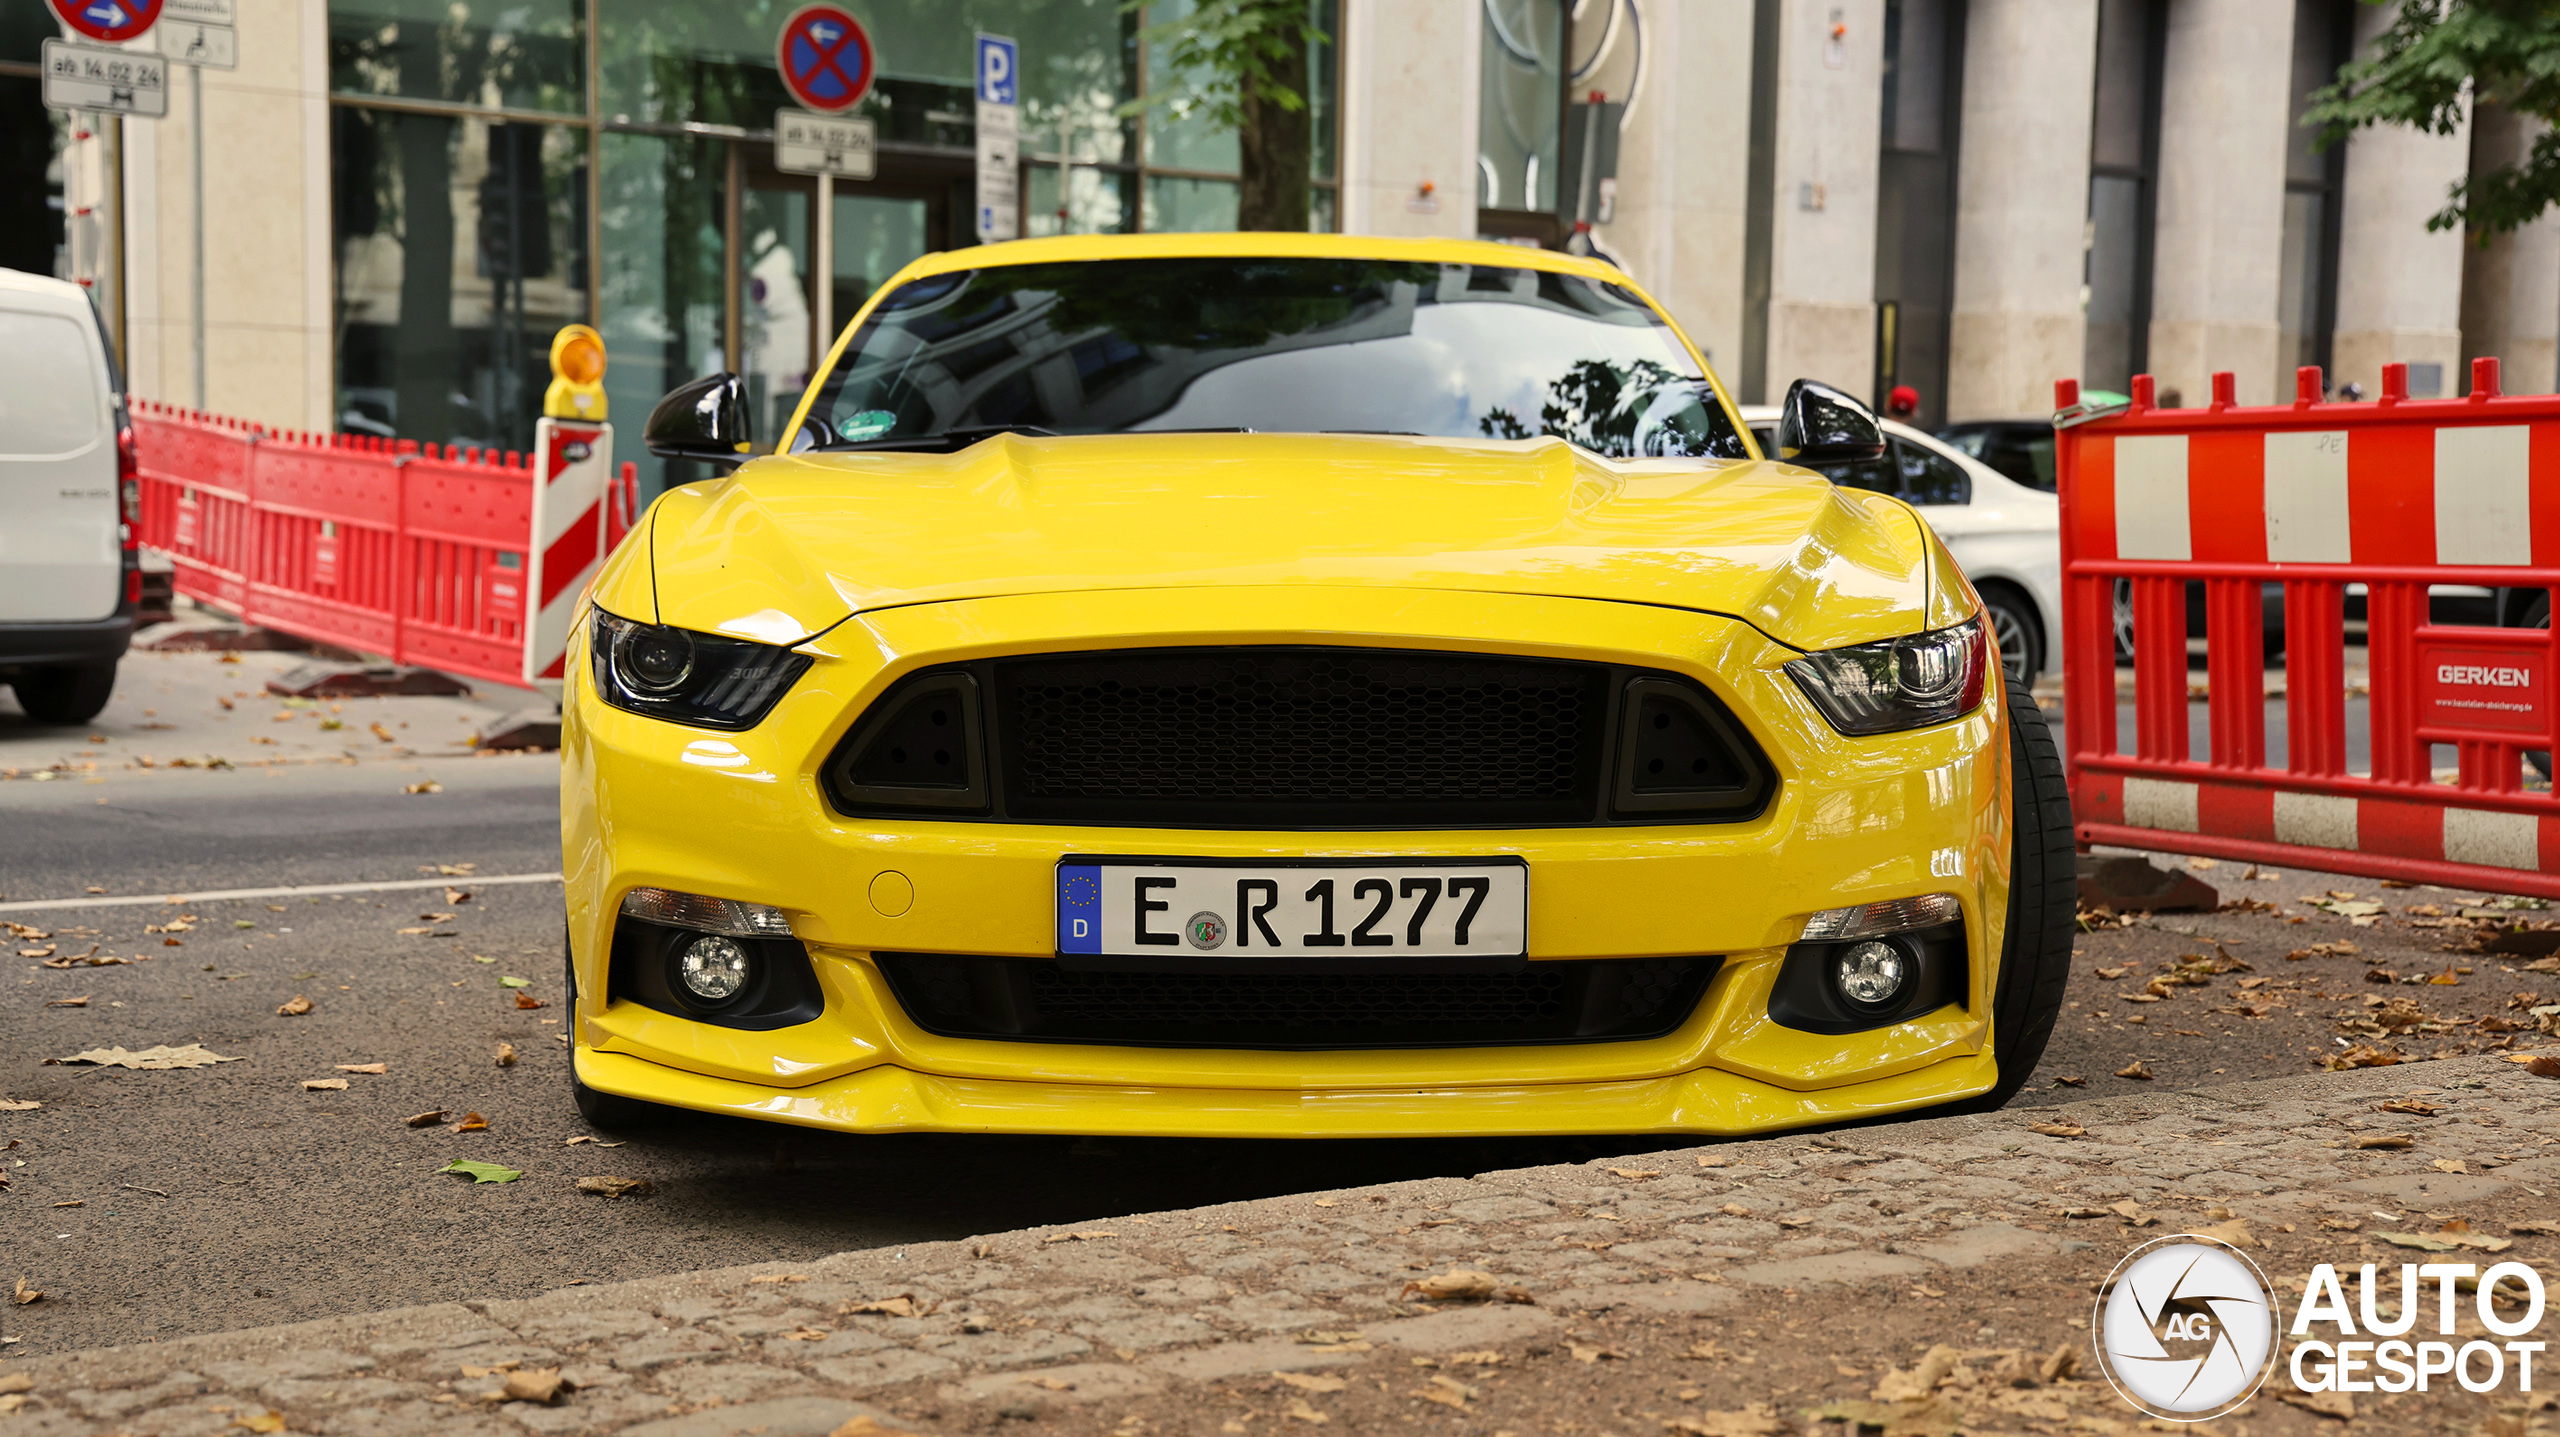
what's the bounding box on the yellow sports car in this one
[563,231,2071,1139]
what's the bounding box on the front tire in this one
[1972,673,2076,1109]
[565,926,663,1132]
[1978,586,2043,685]
[12,661,117,725]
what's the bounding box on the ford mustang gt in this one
[564,232,2072,1139]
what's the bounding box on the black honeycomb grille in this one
[994,648,1606,825]
[874,954,1721,1050]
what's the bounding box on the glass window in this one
[1892,437,1970,505]
[1939,423,2055,491]
[831,192,932,327]
[2,3,57,66]
[800,257,1747,458]
[1478,0,1561,212]
[329,0,583,113]
[1144,174,1238,232]
[0,312,101,455]
[597,130,726,493]
[333,110,589,447]
[1144,0,1240,174]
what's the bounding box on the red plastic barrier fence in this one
[2056,358,2560,899]
[132,401,639,691]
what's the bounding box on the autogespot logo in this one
[2093,1235,2280,1421]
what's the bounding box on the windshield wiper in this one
[813,424,1062,453]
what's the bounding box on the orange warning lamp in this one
[544,324,608,420]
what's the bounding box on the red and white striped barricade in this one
[2057,358,2560,898]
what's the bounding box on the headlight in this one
[589,608,811,730]
[1784,617,1989,735]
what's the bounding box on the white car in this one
[0,267,135,725]
[1738,406,2059,682]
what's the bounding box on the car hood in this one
[645,433,1934,653]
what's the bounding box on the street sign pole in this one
[974,33,1018,244]
[813,171,831,369]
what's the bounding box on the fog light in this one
[1833,940,1909,1010]
[677,934,750,1002]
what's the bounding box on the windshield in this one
[793,256,1750,459]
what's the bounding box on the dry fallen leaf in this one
[2375,1098,2439,1116]
[405,1109,448,1128]
[2515,1054,2560,1079]
[574,1175,654,1198]
[2115,1060,2153,1080]
[2194,1217,2254,1248]
[301,1078,349,1091]
[841,1295,920,1318]
[2354,1134,2415,1150]
[497,1367,569,1404]
[2028,1120,2086,1138]
[1662,1405,1792,1437]
[564,1135,625,1147]
[12,1276,41,1305]
[2111,1199,2158,1227]
[456,1112,489,1132]
[825,1418,914,1437]
[404,779,443,794]
[1281,1397,1328,1424]
[749,1273,810,1284]
[1401,1270,1498,1302]
[2432,1158,2470,1175]
[1274,1372,1348,1393]
[2050,1075,2086,1087]
[0,1099,38,1112]
[1718,1203,1751,1217]
[1570,1343,1630,1363]
[494,1043,518,1067]
[43,995,87,1008]
[231,1411,286,1433]
[57,1044,239,1069]
[1605,1167,1660,1181]
[2510,1219,2560,1236]
[514,992,545,1010]
[277,995,313,1016]
[335,1062,387,1075]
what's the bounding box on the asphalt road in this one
[1,648,2549,1356]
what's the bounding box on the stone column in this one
[1763,0,1884,398]
[2460,105,2560,394]
[2146,0,2293,406]
[1339,0,1482,240]
[130,0,335,427]
[1945,0,2098,421]
[1591,0,1759,374]
[2329,5,2469,399]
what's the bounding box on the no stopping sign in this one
[776,4,875,115]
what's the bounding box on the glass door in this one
[736,161,938,452]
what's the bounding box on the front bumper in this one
[563,585,2011,1138]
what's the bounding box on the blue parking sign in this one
[976,33,1016,106]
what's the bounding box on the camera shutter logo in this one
[2093,1236,2280,1420]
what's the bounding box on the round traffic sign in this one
[48,0,163,44]
[775,4,875,115]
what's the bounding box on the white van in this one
[0,267,134,725]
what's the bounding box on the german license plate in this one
[1056,857,1527,959]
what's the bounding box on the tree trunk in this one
[1236,28,1311,232]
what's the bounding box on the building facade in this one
[7,0,2555,489]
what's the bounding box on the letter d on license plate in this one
[1056,857,1527,960]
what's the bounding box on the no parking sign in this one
[48,0,161,44]
[775,3,874,115]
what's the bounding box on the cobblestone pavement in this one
[8,1056,2559,1436]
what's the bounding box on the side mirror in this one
[644,373,752,463]
[1774,379,1886,465]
